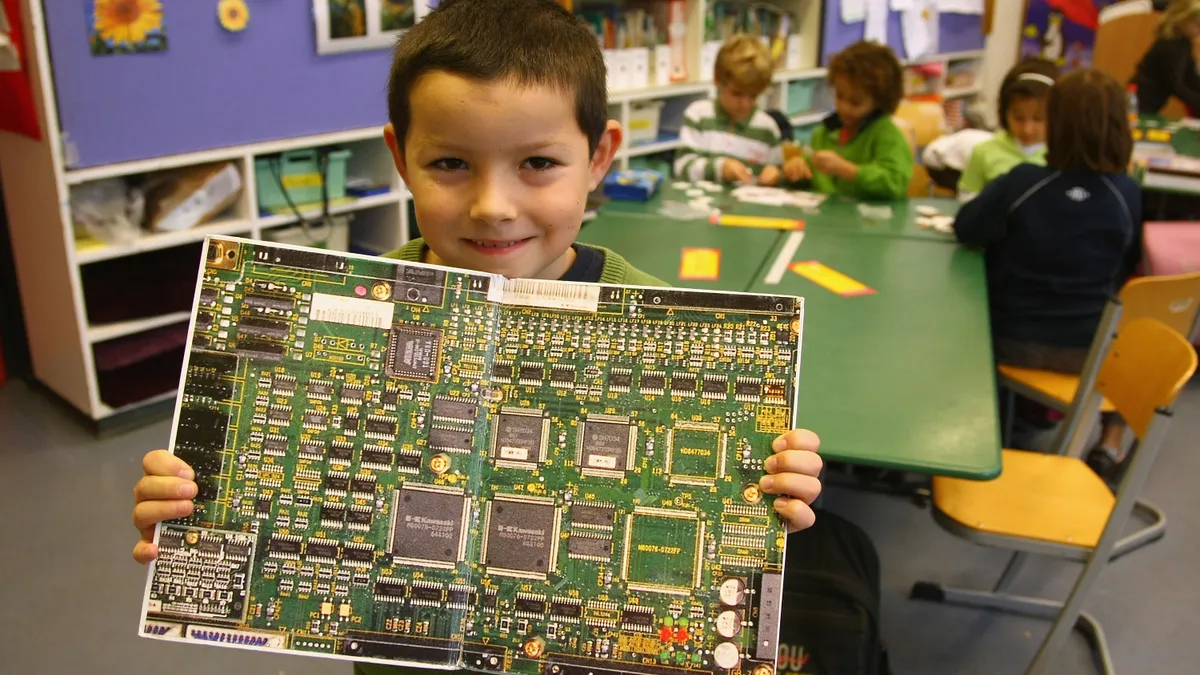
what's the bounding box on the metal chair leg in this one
[1111,499,1166,561]
[992,551,1028,593]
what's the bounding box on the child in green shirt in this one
[957,58,1058,201]
[798,41,913,200]
[129,3,825,675]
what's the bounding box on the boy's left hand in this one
[760,429,822,533]
[758,165,782,186]
[812,150,857,181]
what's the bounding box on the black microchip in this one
[365,417,398,436]
[296,495,313,507]
[608,369,632,390]
[550,601,583,618]
[225,541,250,559]
[515,596,547,614]
[252,246,348,274]
[198,538,222,555]
[324,474,350,492]
[342,414,359,431]
[306,540,338,560]
[272,376,297,392]
[397,453,423,472]
[380,391,398,407]
[518,364,544,382]
[268,407,291,423]
[361,447,393,467]
[410,585,444,602]
[390,486,467,565]
[567,534,613,559]
[348,507,373,527]
[448,587,476,606]
[551,366,575,385]
[307,380,334,397]
[484,499,558,575]
[256,497,271,514]
[492,363,514,381]
[343,545,375,563]
[268,536,301,556]
[199,288,219,306]
[321,504,346,524]
[196,312,215,330]
[189,351,237,377]
[580,419,633,473]
[736,378,762,399]
[432,397,476,424]
[304,413,328,427]
[493,412,545,464]
[192,334,212,349]
[351,477,377,496]
[703,375,728,395]
[671,374,697,395]
[386,325,442,381]
[429,427,474,453]
[572,504,616,528]
[330,442,354,461]
[621,608,654,627]
[238,317,289,339]
[264,436,288,453]
[393,264,447,306]
[300,442,324,459]
[484,589,499,608]
[641,372,666,392]
[243,294,294,312]
[374,580,407,599]
[341,386,364,404]
[159,531,183,551]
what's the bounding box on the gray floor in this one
[1,378,1197,675]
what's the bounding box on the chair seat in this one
[997,364,1117,412]
[933,449,1115,548]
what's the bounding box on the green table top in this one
[751,232,1001,479]
[1136,115,1200,195]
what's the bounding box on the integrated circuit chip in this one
[702,374,728,399]
[429,427,474,454]
[393,264,446,307]
[518,363,545,386]
[385,325,442,381]
[389,485,468,568]
[670,373,698,397]
[623,508,703,594]
[551,364,575,386]
[607,367,632,393]
[431,396,476,425]
[577,415,636,476]
[567,533,613,561]
[666,422,727,486]
[640,371,666,395]
[571,503,616,529]
[492,361,514,383]
[482,496,560,578]
[491,409,548,468]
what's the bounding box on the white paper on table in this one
[935,0,983,14]
[841,0,867,23]
[864,0,889,44]
[901,0,939,61]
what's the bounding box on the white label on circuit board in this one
[500,279,601,312]
[310,293,394,329]
[500,446,529,461]
[588,455,617,469]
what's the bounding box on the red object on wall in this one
[0,0,43,140]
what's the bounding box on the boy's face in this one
[715,78,762,123]
[385,70,621,280]
[1005,95,1047,148]
[832,75,876,129]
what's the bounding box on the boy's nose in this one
[469,173,519,225]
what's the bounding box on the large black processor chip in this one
[483,497,560,577]
[389,485,468,568]
[492,409,548,466]
[385,325,442,381]
[577,415,636,476]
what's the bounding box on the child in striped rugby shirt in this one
[675,34,809,185]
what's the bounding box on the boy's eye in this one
[431,158,467,171]
[523,157,560,171]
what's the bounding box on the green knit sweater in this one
[358,237,663,675]
[382,238,667,287]
[809,112,913,200]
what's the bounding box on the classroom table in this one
[1136,115,1200,196]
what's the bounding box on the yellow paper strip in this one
[709,213,804,230]
[679,248,721,281]
[788,261,875,297]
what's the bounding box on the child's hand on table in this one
[784,156,812,182]
[758,165,782,186]
[811,150,857,181]
[722,158,755,184]
[761,429,822,532]
[132,449,196,564]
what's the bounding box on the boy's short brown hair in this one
[827,41,903,114]
[714,34,774,93]
[1046,68,1132,173]
[998,58,1058,130]
[386,0,607,154]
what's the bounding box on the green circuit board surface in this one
[140,236,803,675]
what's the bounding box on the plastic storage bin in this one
[627,101,664,145]
[255,148,351,211]
[787,80,819,115]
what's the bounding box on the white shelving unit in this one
[0,0,984,427]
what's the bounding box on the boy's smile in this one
[385,70,621,280]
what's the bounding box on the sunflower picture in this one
[380,0,414,32]
[88,0,166,56]
[329,0,368,39]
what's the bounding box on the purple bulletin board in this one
[1019,0,1119,72]
[820,0,987,65]
[43,1,395,169]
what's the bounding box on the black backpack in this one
[777,509,892,675]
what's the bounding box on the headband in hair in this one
[1017,73,1055,87]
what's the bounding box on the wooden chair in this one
[912,317,1198,675]
[1093,0,1189,117]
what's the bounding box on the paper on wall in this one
[890,0,915,10]
[901,0,939,61]
[841,0,867,23]
[936,0,983,14]
[864,0,889,44]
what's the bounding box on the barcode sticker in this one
[310,293,394,329]
[500,279,600,312]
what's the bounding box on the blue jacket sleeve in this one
[954,172,1012,246]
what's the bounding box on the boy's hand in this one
[722,158,754,184]
[784,156,812,182]
[811,150,858,181]
[759,165,782,186]
[760,429,822,533]
[133,450,197,564]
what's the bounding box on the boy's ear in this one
[384,124,410,188]
[588,120,624,192]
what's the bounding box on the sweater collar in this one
[821,110,885,137]
[715,103,759,132]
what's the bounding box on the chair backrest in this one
[893,100,946,149]
[1094,317,1198,439]
[1093,2,1159,87]
[1117,271,1200,340]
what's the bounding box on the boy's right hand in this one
[133,450,197,564]
[722,158,754,184]
[784,156,812,182]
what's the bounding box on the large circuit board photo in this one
[140,236,804,675]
